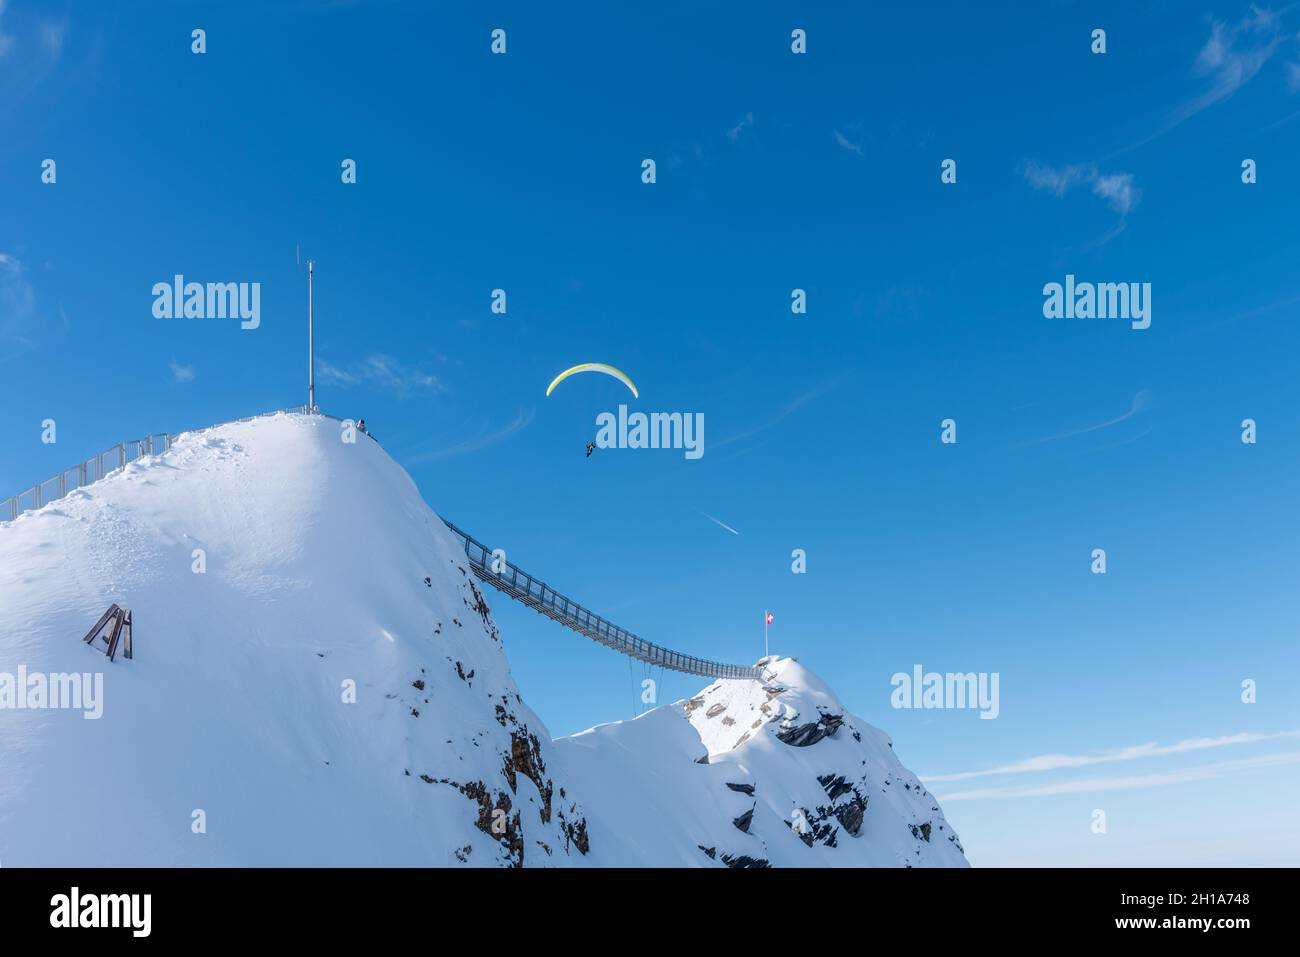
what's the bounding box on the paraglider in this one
[545,363,638,399]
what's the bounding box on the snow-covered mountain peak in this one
[686,655,847,756]
[1,411,965,868]
[0,412,588,866]
[560,654,969,867]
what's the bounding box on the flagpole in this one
[307,259,315,413]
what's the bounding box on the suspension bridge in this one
[0,408,765,682]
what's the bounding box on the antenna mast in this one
[307,259,316,413]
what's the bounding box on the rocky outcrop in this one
[557,656,968,867]
[776,709,844,747]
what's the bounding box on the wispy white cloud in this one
[925,729,1300,783]
[833,127,864,156]
[315,358,358,387]
[315,353,441,397]
[38,16,64,60]
[726,112,753,140]
[1090,171,1140,216]
[713,378,841,451]
[937,750,1300,801]
[1114,7,1283,156]
[1022,160,1141,216]
[402,408,535,464]
[0,0,13,59]
[0,252,42,358]
[1286,57,1300,92]
[0,3,66,88]
[168,358,196,383]
[1017,389,1152,448]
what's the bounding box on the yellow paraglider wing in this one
[545,363,639,399]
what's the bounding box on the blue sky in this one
[3,0,1299,866]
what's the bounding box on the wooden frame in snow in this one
[81,604,133,662]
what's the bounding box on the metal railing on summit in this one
[1,408,759,682]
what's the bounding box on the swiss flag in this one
[765,611,774,626]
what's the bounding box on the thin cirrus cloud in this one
[832,127,865,156]
[168,358,196,383]
[315,353,441,397]
[0,252,37,349]
[0,2,68,104]
[935,750,1300,802]
[1022,160,1141,217]
[1013,11,1291,221]
[712,377,842,451]
[401,408,535,464]
[726,112,753,140]
[1016,389,1152,448]
[924,729,1300,784]
[1111,7,1284,156]
[0,251,66,359]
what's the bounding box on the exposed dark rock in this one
[818,773,852,800]
[698,844,717,860]
[725,782,755,796]
[720,853,771,869]
[684,695,705,714]
[733,807,754,833]
[559,812,589,855]
[910,822,932,842]
[448,779,524,867]
[776,710,843,747]
[705,703,727,718]
[836,794,866,835]
[464,580,499,642]
[502,729,553,824]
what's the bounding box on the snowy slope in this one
[0,412,587,866]
[1,410,964,868]
[557,657,968,867]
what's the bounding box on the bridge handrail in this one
[441,519,764,681]
[0,405,365,522]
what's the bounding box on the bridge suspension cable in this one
[441,520,764,681]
